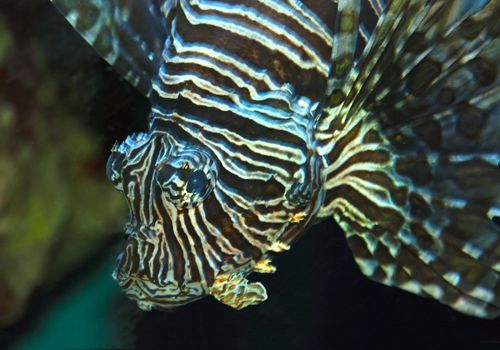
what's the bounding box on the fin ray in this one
[321,0,500,318]
[51,0,177,96]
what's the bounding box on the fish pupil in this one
[186,170,209,194]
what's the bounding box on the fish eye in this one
[155,147,216,209]
[106,148,126,191]
[186,170,210,194]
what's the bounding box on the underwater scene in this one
[0,0,499,349]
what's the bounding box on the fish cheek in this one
[152,185,187,285]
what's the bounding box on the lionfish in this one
[50,0,499,318]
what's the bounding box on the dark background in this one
[0,1,499,349]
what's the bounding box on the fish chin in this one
[112,230,207,310]
[112,267,205,311]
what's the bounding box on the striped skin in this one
[52,0,499,318]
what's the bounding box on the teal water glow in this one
[11,253,131,350]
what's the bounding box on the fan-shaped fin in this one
[51,0,177,96]
[320,0,500,318]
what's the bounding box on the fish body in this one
[51,0,499,318]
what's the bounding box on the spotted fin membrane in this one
[50,0,175,96]
[318,0,500,318]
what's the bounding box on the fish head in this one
[105,108,324,310]
[106,131,220,310]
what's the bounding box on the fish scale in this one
[51,0,499,318]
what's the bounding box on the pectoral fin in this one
[209,272,267,310]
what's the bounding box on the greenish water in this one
[10,253,130,350]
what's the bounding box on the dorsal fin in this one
[51,0,177,97]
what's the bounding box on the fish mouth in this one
[112,224,206,310]
[112,269,201,311]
